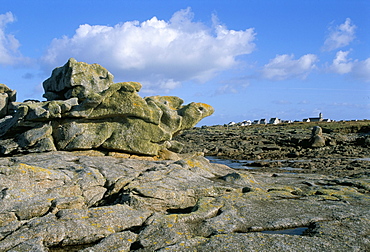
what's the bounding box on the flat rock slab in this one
[0,151,369,251]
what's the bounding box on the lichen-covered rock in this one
[0,151,369,251]
[0,59,214,156]
[43,58,114,101]
[0,84,16,118]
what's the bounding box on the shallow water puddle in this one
[261,227,309,236]
[206,156,301,171]
[279,167,303,171]
[206,156,257,170]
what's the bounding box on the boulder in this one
[42,58,114,101]
[0,84,16,118]
[310,126,326,148]
[0,59,214,156]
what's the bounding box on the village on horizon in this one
[224,112,367,127]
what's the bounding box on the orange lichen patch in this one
[185,159,202,168]
[91,223,102,228]
[197,102,213,111]
[18,163,53,175]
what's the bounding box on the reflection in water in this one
[206,156,256,170]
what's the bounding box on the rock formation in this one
[0,58,214,156]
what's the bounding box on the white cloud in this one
[41,8,256,92]
[353,58,370,82]
[214,84,239,95]
[329,50,370,82]
[0,12,23,65]
[329,50,354,74]
[322,18,356,51]
[261,54,318,80]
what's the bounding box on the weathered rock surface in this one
[0,59,213,156]
[0,151,369,251]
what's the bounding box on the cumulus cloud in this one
[261,54,318,80]
[329,50,354,74]
[329,50,370,82]
[0,12,24,65]
[322,18,356,51]
[41,8,256,92]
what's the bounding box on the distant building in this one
[269,118,281,124]
[252,119,260,125]
[239,120,252,126]
[309,112,324,122]
[302,113,332,123]
[260,119,267,125]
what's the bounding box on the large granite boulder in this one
[43,58,114,101]
[0,59,214,156]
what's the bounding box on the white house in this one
[269,118,280,124]
[260,119,267,125]
[240,120,252,126]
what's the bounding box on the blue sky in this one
[1,0,369,125]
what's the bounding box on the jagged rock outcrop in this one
[0,151,368,251]
[0,58,214,156]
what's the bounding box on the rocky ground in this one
[0,149,369,251]
[174,120,370,177]
[2,59,367,251]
